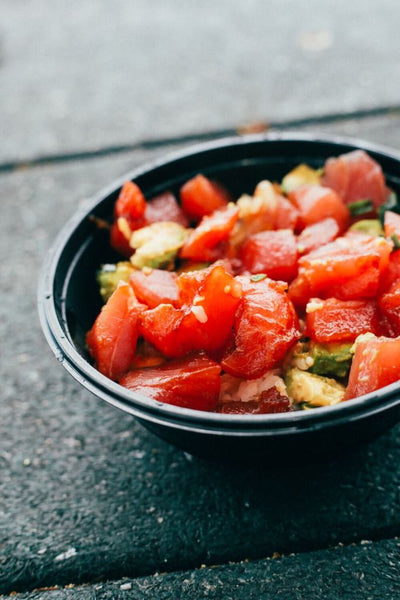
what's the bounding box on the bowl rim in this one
[38,131,400,430]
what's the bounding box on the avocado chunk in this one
[177,261,211,274]
[285,367,345,407]
[97,261,135,302]
[281,164,322,194]
[129,221,187,269]
[309,342,353,379]
[230,182,278,247]
[349,219,384,237]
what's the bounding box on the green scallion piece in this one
[379,192,400,224]
[301,402,314,411]
[250,273,267,282]
[348,198,373,216]
[384,192,399,212]
[391,233,400,249]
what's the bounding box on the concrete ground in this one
[2,0,400,164]
[2,2,400,598]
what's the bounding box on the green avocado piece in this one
[309,342,353,379]
[177,261,211,274]
[285,367,345,407]
[281,164,322,194]
[97,261,136,302]
[130,221,187,269]
[349,219,384,237]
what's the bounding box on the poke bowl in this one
[38,133,400,461]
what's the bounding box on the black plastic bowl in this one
[38,133,400,461]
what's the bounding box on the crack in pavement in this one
[1,105,400,174]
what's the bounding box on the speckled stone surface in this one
[3,2,400,593]
[3,538,400,599]
[1,114,400,596]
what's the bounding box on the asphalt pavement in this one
[2,2,400,598]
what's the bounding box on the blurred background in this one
[3,0,400,165]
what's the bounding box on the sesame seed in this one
[191,305,208,323]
